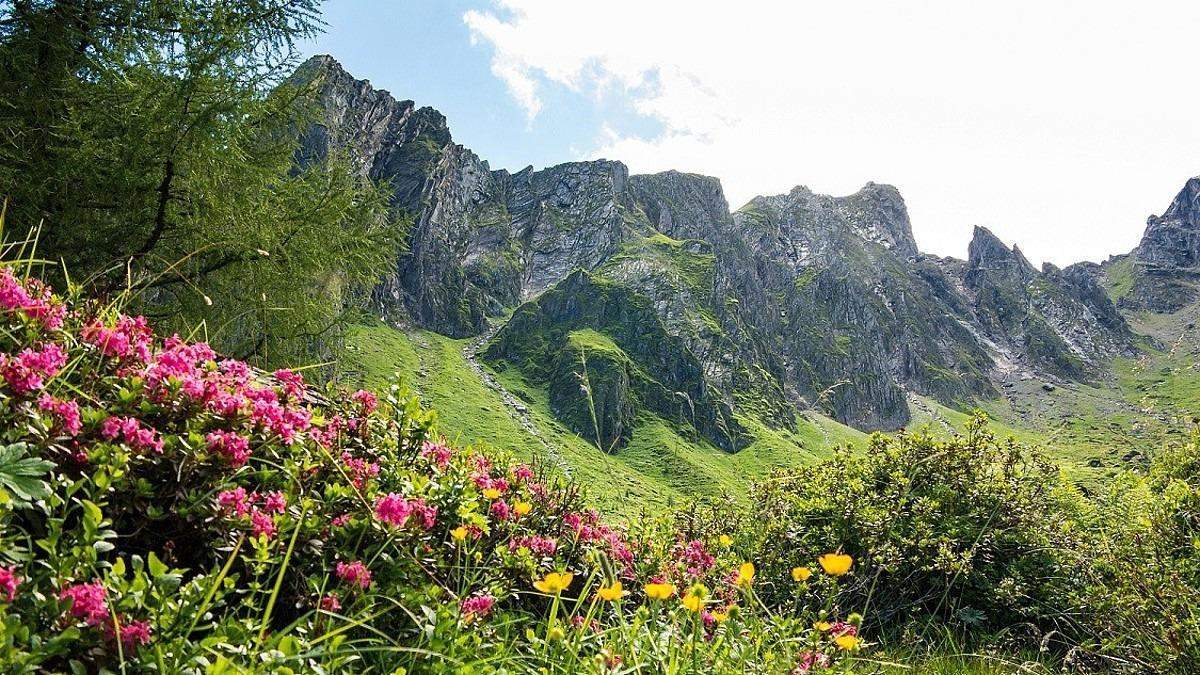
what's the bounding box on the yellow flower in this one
[710,609,730,623]
[818,553,853,576]
[450,526,468,542]
[533,571,574,595]
[513,500,532,516]
[643,582,676,600]
[680,584,709,612]
[596,581,627,602]
[814,621,832,631]
[834,634,862,651]
[481,488,502,500]
[547,626,565,642]
[718,534,733,547]
[735,562,755,588]
[791,566,812,582]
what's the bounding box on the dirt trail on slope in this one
[906,392,955,434]
[461,328,573,479]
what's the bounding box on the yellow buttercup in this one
[791,566,812,582]
[596,581,627,602]
[533,571,573,594]
[818,553,853,576]
[643,582,676,600]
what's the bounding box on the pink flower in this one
[262,491,287,514]
[217,487,251,517]
[828,621,857,638]
[206,430,251,467]
[341,451,380,489]
[460,593,496,621]
[273,369,307,400]
[81,315,152,361]
[0,566,20,602]
[350,389,378,414]
[331,513,352,528]
[108,618,153,651]
[511,464,535,483]
[250,509,277,539]
[336,560,372,590]
[59,581,109,626]
[100,416,163,453]
[794,650,831,674]
[674,539,716,578]
[374,494,436,529]
[420,440,453,470]
[508,535,558,557]
[0,270,65,329]
[320,593,341,612]
[489,500,511,522]
[37,393,82,436]
[1,343,67,395]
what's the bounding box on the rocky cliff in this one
[1119,177,1200,312]
[295,55,1152,451]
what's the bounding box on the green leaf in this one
[0,442,54,507]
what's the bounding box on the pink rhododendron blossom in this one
[37,393,81,436]
[320,594,341,612]
[675,539,716,578]
[0,269,66,329]
[336,560,372,589]
[828,621,857,637]
[460,594,496,620]
[0,566,19,602]
[341,451,380,489]
[59,581,109,626]
[1,343,67,394]
[374,494,436,529]
[331,513,352,527]
[206,430,251,467]
[217,487,251,517]
[794,650,831,674]
[273,369,307,400]
[108,618,153,650]
[81,315,152,361]
[250,509,277,539]
[100,416,163,454]
[511,464,534,483]
[509,535,558,557]
[262,491,287,514]
[489,500,511,522]
[420,440,453,470]
[350,388,377,414]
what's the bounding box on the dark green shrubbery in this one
[741,417,1091,639]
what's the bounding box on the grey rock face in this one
[1122,178,1200,312]
[293,55,1145,444]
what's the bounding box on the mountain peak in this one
[968,226,1035,276]
[1136,176,1200,271]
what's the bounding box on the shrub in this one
[1081,429,1200,672]
[0,263,865,672]
[741,418,1090,640]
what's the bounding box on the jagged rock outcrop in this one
[292,55,1146,447]
[1120,177,1200,312]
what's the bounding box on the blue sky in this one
[302,1,1200,266]
[300,0,659,177]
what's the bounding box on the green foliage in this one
[0,0,398,365]
[1080,429,1200,672]
[743,415,1090,637]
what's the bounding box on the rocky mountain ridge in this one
[295,55,1192,453]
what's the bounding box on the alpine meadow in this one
[2,1,1200,673]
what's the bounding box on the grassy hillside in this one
[338,322,865,515]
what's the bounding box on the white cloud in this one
[465,0,1200,265]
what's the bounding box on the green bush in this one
[741,417,1090,640]
[1081,430,1200,672]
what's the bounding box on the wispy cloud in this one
[464,0,1200,264]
